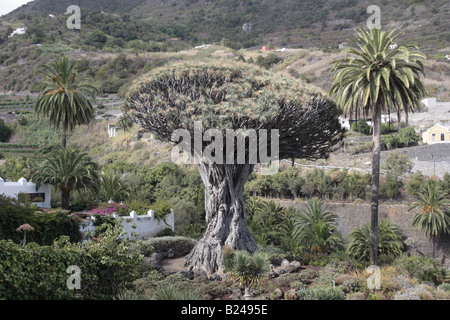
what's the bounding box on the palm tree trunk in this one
[61,189,71,210]
[369,103,382,266]
[62,124,67,149]
[431,236,436,259]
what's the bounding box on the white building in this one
[389,43,398,49]
[80,209,175,240]
[0,177,51,208]
[108,124,117,137]
[8,27,27,39]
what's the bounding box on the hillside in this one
[0,0,449,98]
[4,0,450,50]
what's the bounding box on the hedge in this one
[0,222,144,300]
[0,195,81,245]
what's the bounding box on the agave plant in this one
[409,182,450,258]
[152,283,202,300]
[222,247,270,300]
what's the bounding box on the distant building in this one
[195,44,209,49]
[8,27,27,39]
[338,117,352,130]
[261,46,274,52]
[0,178,51,208]
[108,124,117,138]
[422,124,450,144]
[389,43,398,49]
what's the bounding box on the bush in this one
[351,119,371,135]
[0,195,81,245]
[255,53,284,69]
[0,118,12,142]
[384,152,413,177]
[0,221,144,299]
[438,283,450,292]
[393,253,446,285]
[153,283,202,300]
[141,236,196,257]
[379,174,400,199]
[151,199,172,221]
[307,285,345,300]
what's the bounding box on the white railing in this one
[79,209,175,240]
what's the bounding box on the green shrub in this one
[151,199,172,221]
[276,273,307,287]
[384,152,413,177]
[0,118,12,142]
[393,253,446,285]
[308,285,345,300]
[379,174,400,199]
[153,283,202,300]
[0,195,81,245]
[438,283,450,292]
[0,221,143,300]
[141,236,196,257]
[351,119,371,135]
[296,287,311,300]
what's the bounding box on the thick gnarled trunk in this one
[184,162,257,275]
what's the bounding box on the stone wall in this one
[276,200,450,265]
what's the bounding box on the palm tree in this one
[409,182,450,258]
[99,170,131,203]
[34,55,98,149]
[347,219,404,262]
[32,148,100,209]
[293,198,343,255]
[330,27,426,265]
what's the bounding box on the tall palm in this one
[409,182,450,258]
[32,148,100,209]
[293,198,343,255]
[330,27,426,265]
[34,55,98,149]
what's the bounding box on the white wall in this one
[0,177,51,208]
[80,209,175,240]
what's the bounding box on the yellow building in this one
[422,124,450,144]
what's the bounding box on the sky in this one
[0,0,34,16]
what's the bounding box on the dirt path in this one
[160,256,188,274]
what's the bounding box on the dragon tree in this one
[127,60,343,275]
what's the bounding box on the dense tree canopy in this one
[128,60,343,162]
[127,60,343,274]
